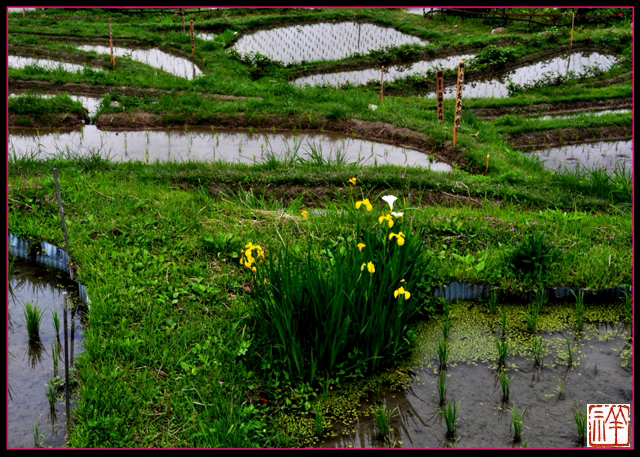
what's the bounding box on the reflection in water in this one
[8,258,86,448]
[525,140,632,174]
[292,54,475,88]
[9,125,452,171]
[233,22,429,65]
[424,51,618,99]
[75,44,203,79]
[8,55,94,73]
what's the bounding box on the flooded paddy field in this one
[292,54,475,88]
[8,55,96,74]
[233,22,428,65]
[8,257,87,448]
[316,301,632,449]
[8,125,451,170]
[75,44,202,79]
[524,140,632,174]
[424,51,618,99]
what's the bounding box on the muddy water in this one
[8,55,94,74]
[8,125,451,170]
[525,140,632,174]
[317,304,632,448]
[8,258,86,449]
[233,22,428,65]
[75,44,202,79]
[424,51,618,99]
[292,54,475,88]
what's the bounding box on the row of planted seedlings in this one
[430,283,631,448]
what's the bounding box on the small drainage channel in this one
[8,233,90,449]
[8,125,452,170]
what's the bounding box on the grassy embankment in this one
[8,7,632,448]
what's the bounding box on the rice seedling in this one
[495,337,508,369]
[566,337,573,367]
[46,380,57,411]
[51,341,60,376]
[442,315,452,340]
[24,302,44,343]
[573,406,587,446]
[52,309,60,340]
[488,289,499,313]
[372,403,398,441]
[500,309,508,340]
[510,405,526,443]
[531,335,545,369]
[437,369,448,406]
[441,399,459,439]
[498,368,511,401]
[525,304,538,333]
[437,339,448,371]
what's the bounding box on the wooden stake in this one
[190,20,195,56]
[182,9,185,33]
[453,62,465,147]
[379,66,384,104]
[570,13,575,47]
[436,70,444,124]
[108,18,114,66]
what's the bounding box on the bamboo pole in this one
[436,70,444,124]
[453,62,465,147]
[182,9,185,33]
[379,66,384,104]
[570,13,575,47]
[190,20,195,56]
[108,18,114,66]
[53,168,74,280]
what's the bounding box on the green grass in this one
[7,7,633,449]
[441,399,459,439]
[24,302,45,343]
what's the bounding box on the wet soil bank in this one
[8,78,258,103]
[505,125,632,151]
[8,112,87,129]
[472,97,632,120]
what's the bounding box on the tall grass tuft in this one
[372,404,397,441]
[437,370,448,406]
[24,302,44,343]
[498,368,511,401]
[495,337,508,369]
[571,289,586,332]
[437,339,448,371]
[531,336,545,369]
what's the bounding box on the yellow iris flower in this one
[388,232,405,246]
[348,177,357,186]
[378,212,394,228]
[361,262,375,274]
[356,199,373,212]
[394,287,411,300]
[357,243,366,252]
[301,210,308,220]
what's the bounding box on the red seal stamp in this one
[587,404,631,447]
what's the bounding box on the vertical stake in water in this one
[570,13,575,47]
[108,18,114,67]
[190,20,195,57]
[53,168,74,280]
[63,292,71,438]
[379,66,384,104]
[436,70,444,124]
[453,62,465,147]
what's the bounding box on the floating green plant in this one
[24,302,44,343]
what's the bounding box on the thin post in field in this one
[190,20,195,56]
[379,66,384,104]
[453,62,465,147]
[108,18,114,66]
[436,70,444,124]
[53,168,74,280]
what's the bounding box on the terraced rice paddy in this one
[233,22,429,65]
[525,140,632,173]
